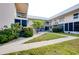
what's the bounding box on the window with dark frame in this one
[65,23,68,31]
[22,20,27,27]
[74,22,79,31]
[15,19,27,27]
[69,23,73,31]
[73,13,79,19]
[15,19,21,25]
[59,24,63,31]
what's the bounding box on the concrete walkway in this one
[0,32,46,46]
[0,33,78,54]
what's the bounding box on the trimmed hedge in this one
[20,27,33,37]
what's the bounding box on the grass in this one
[8,38,79,55]
[24,33,65,43]
[56,32,79,37]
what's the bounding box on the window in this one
[22,20,27,26]
[59,24,63,31]
[73,13,79,19]
[15,19,27,27]
[15,19,21,25]
[69,23,73,31]
[74,22,79,31]
[46,21,49,25]
[65,23,68,31]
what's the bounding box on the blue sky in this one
[27,0,79,18]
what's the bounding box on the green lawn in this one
[8,38,79,55]
[24,33,65,43]
[56,32,79,37]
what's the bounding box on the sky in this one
[27,0,79,18]
[1,0,79,18]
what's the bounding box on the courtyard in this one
[0,32,78,55]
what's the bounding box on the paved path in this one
[0,32,46,46]
[0,33,78,54]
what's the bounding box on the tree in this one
[32,21,44,33]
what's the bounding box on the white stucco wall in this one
[0,3,16,29]
[50,9,79,25]
[64,9,79,23]
[50,9,79,34]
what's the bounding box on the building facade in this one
[49,4,79,34]
[0,3,29,29]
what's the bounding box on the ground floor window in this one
[69,23,73,31]
[15,19,27,27]
[65,23,68,31]
[64,22,79,32]
[59,24,63,31]
[74,22,79,31]
[15,19,21,25]
[22,20,27,26]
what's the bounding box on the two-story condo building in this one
[49,3,79,34]
[0,3,29,29]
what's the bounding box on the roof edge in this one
[49,3,79,20]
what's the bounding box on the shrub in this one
[13,33,19,39]
[52,28,63,32]
[11,23,20,38]
[3,29,12,35]
[0,28,19,44]
[20,27,33,37]
[0,23,33,44]
[0,35,8,43]
[0,30,4,35]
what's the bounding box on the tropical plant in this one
[32,21,44,33]
[20,27,33,37]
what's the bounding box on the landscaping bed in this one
[24,33,65,44]
[0,23,33,44]
[8,38,79,55]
